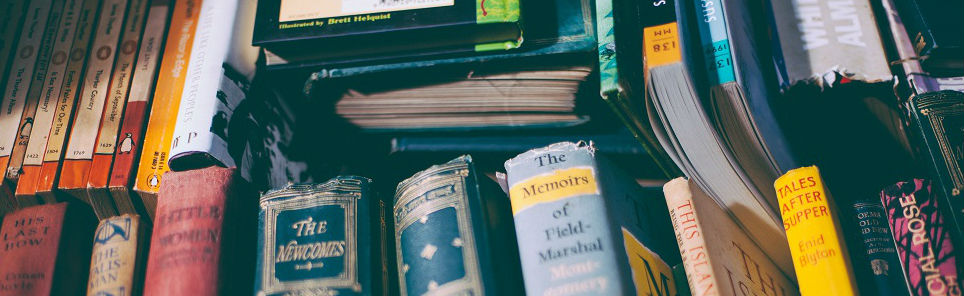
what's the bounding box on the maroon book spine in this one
[141,166,255,296]
[881,179,962,296]
[0,203,96,296]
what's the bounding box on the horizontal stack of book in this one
[0,0,961,294]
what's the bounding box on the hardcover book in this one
[87,214,150,296]
[107,0,172,216]
[849,200,910,296]
[254,0,522,69]
[394,156,523,296]
[16,0,101,205]
[503,141,680,295]
[142,167,257,296]
[86,0,152,219]
[255,176,387,296]
[773,166,859,295]
[0,202,97,296]
[893,0,964,75]
[880,179,962,296]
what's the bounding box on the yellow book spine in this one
[773,166,858,296]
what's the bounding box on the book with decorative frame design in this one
[87,214,151,296]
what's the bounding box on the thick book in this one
[58,0,130,212]
[87,214,150,296]
[773,166,859,295]
[0,0,28,97]
[142,167,257,296]
[880,179,962,296]
[255,176,387,296]
[107,0,172,216]
[503,141,680,295]
[663,178,799,296]
[253,0,522,69]
[394,156,523,296]
[86,0,152,220]
[133,0,203,218]
[15,0,101,205]
[0,0,61,214]
[0,202,97,296]
[849,200,910,296]
[893,0,964,75]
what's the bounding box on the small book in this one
[394,156,523,295]
[87,214,150,296]
[503,141,681,295]
[663,177,799,296]
[880,179,961,296]
[773,166,859,295]
[848,200,910,296]
[0,202,97,296]
[142,166,257,296]
[255,176,388,296]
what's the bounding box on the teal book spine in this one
[504,141,680,295]
[393,155,523,296]
[691,0,734,85]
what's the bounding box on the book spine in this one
[690,0,734,85]
[108,0,171,213]
[142,167,238,296]
[892,0,933,58]
[167,67,246,171]
[35,0,101,201]
[595,0,618,96]
[664,179,721,296]
[133,0,203,208]
[59,0,130,199]
[88,0,150,198]
[87,214,148,296]
[880,179,961,296]
[255,176,376,295]
[851,201,911,296]
[0,0,27,91]
[504,142,632,295]
[17,0,99,200]
[773,166,858,295]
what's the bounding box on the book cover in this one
[394,156,523,296]
[773,166,859,295]
[142,167,257,296]
[107,0,172,216]
[881,179,962,296]
[504,141,680,295]
[893,0,964,75]
[849,200,910,296]
[87,214,150,296]
[132,0,203,218]
[86,0,151,219]
[664,177,799,296]
[255,176,387,296]
[59,0,130,211]
[33,0,101,203]
[0,0,60,213]
[0,202,97,296]
[0,0,28,93]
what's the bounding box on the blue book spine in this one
[692,0,735,85]
[852,201,911,296]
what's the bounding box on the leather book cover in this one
[143,166,258,296]
[0,202,97,296]
[87,214,150,296]
[255,176,387,296]
[108,0,172,217]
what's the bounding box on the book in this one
[849,200,910,296]
[0,0,61,214]
[773,166,859,295]
[880,179,962,296]
[503,141,680,295]
[107,0,172,216]
[253,0,522,70]
[0,0,28,93]
[58,0,130,213]
[893,0,964,75]
[663,177,799,296]
[86,0,152,220]
[393,156,523,295]
[255,176,387,296]
[14,0,98,207]
[0,202,97,296]
[132,0,204,218]
[142,166,257,296]
[86,214,150,296]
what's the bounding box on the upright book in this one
[893,0,964,74]
[848,200,910,296]
[86,214,150,296]
[255,176,388,296]
[503,141,680,295]
[0,0,28,92]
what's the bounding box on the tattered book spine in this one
[255,176,382,296]
[880,179,961,296]
[87,214,149,296]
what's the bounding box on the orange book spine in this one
[132,0,202,208]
